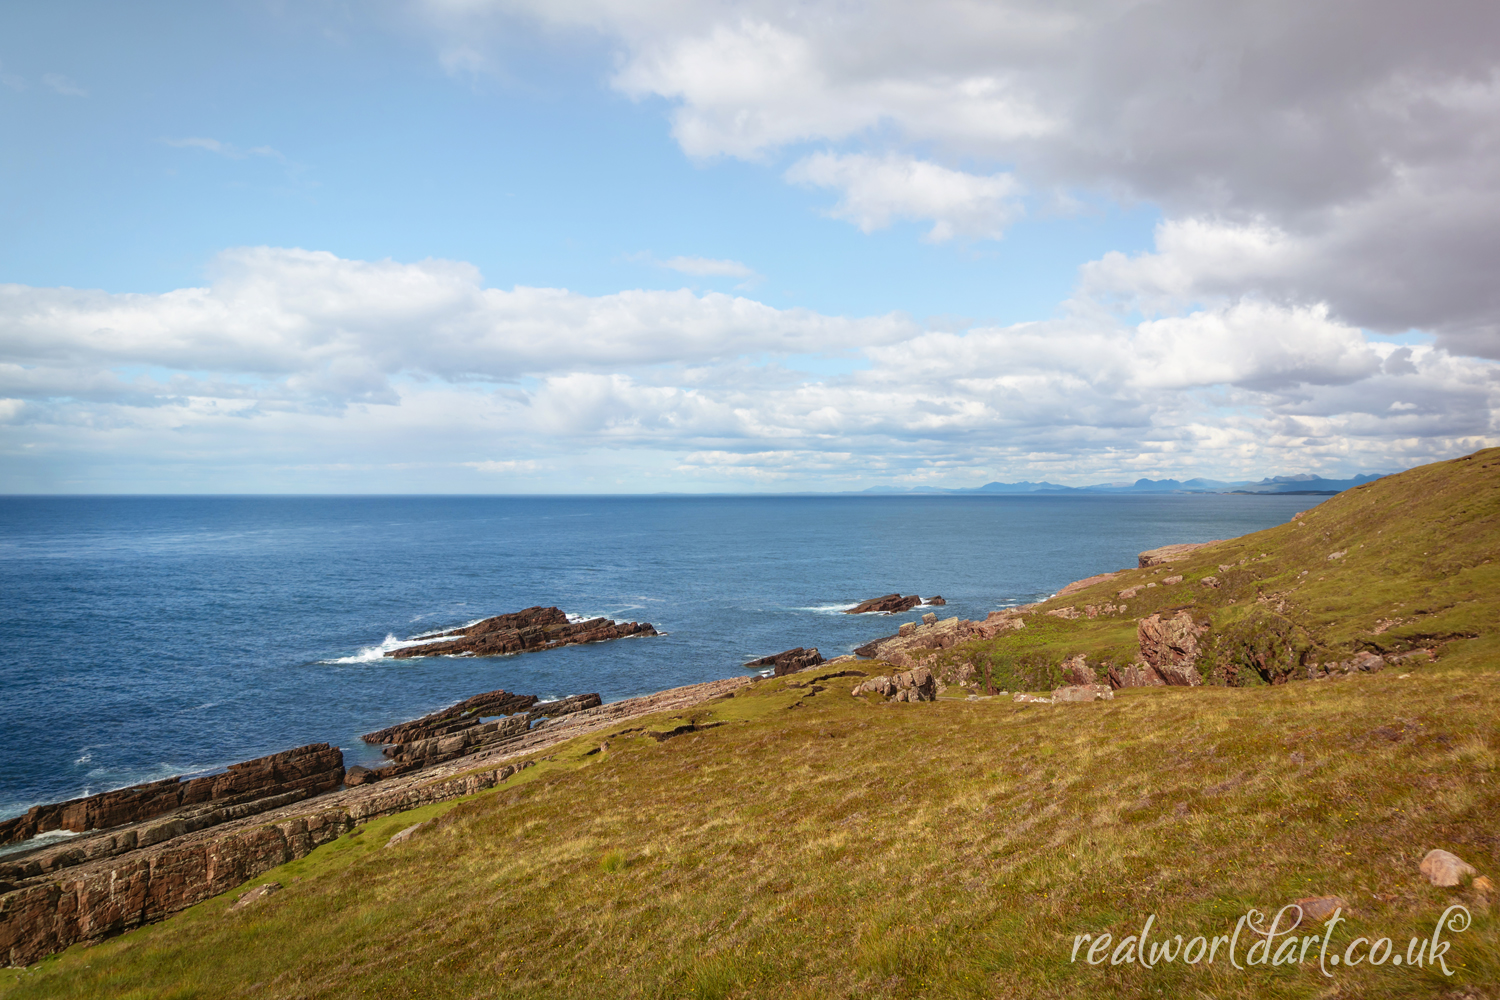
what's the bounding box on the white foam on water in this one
[798,603,860,614]
[0,829,82,858]
[321,633,450,665]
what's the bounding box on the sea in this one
[0,493,1324,823]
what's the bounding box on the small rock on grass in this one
[1420,849,1477,887]
[385,821,430,849]
[1287,896,1349,929]
[227,883,281,913]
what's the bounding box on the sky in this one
[1,0,1497,493]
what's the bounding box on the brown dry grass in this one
[5,640,1497,1000]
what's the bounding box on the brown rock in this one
[343,766,378,787]
[1137,611,1205,686]
[1060,655,1097,686]
[1288,896,1349,928]
[226,882,281,914]
[385,606,657,660]
[921,612,938,625]
[1420,849,1477,887]
[1107,663,1166,688]
[924,596,946,605]
[845,594,923,615]
[1056,572,1119,597]
[361,689,539,745]
[744,647,825,677]
[851,666,935,702]
[1138,541,1225,568]
[0,744,345,847]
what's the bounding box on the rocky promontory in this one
[385,606,657,658]
[744,647,825,676]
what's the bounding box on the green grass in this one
[929,447,1500,687]
[4,655,1496,999]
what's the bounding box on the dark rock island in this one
[385,606,657,658]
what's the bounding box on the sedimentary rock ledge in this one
[386,605,657,658]
[0,744,344,847]
[0,676,747,968]
[845,594,923,614]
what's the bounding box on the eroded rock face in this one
[851,666,936,702]
[386,607,657,659]
[372,694,603,776]
[1107,663,1166,688]
[744,647,824,676]
[1137,611,1205,686]
[845,594,923,615]
[0,744,345,847]
[1060,655,1097,686]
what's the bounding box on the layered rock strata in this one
[0,744,344,847]
[361,689,539,745]
[844,594,923,615]
[386,606,657,659]
[0,676,747,968]
[365,694,604,780]
[744,647,824,676]
[851,666,936,702]
[1137,541,1225,568]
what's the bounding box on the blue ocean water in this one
[0,493,1323,820]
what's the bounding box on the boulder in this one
[745,647,825,676]
[1053,685,1113,703]
[898,622,916,637]
[226,882,281,914]
[1137,611,1205,686]
[1287,896,1349,929]
[344,765,379,787]
[921,612,938,625]
[1420,849,1477,887]
[385,606,657,659]
[845,594,923,615]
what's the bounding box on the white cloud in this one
[786,152,1022,241]
[41,72,87,97]
[660,255,756,278]
[3,247,1495,490]
[415,0,1500,358]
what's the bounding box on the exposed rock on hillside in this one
[1137,611,1206,686]
[1138,541,1225,567]
[386,606,657,658]
[852,666,935,702]
[845,594,922,615]
[0,744,345,847]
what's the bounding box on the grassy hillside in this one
[4,450,1497,999]
[931,447,1500,692]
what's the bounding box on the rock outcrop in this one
[851,666,936,702]
[0,676,748,967]
[845,594,923,615]
[369,694,604,777]
[1107,663,1167,688]
[1136,611,1205,686]
[361,689,539,745]
[1137,541,1224,568]
[386,606,657,659]
[0,744,344,847]
[744,647,825,676]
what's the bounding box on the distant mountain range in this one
[851,472,1388,496]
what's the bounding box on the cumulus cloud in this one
[419,0,1500,358]
[786,152,1022,241]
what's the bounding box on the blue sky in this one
[1,1,1496,492]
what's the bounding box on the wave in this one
[0,829,81,858]
[320,633,452,664]
[797,603,860,614]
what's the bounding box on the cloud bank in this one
[2,247,1493,490]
